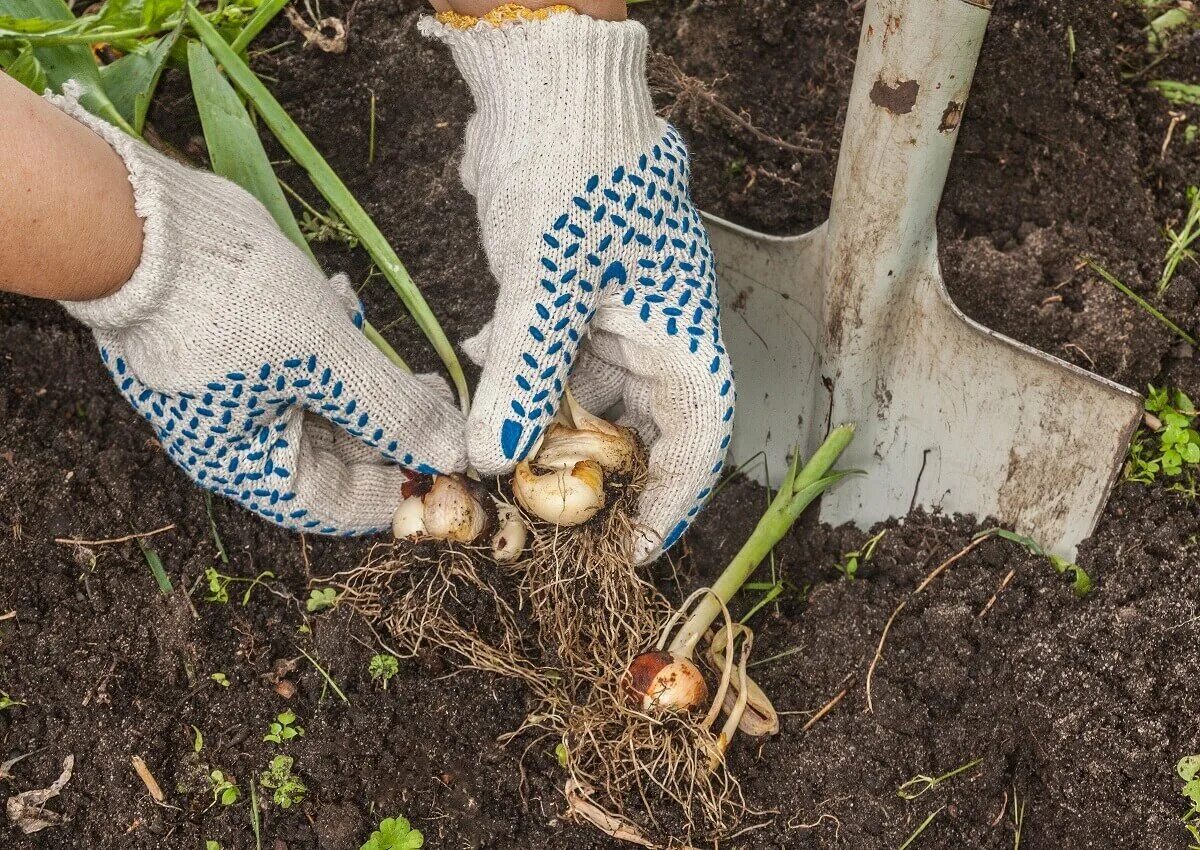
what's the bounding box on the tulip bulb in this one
[392,474,489,544]
[491,504,528,563]
[513,459,605,526]
[623,650,708,713]
[534,423,637,475]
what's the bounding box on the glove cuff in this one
[418,11,660,194]
[47,82,272,332]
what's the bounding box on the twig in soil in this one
[897,806,944,850]
[0,610,15,621]
[130,756,165,803]
[978,568,1017,618]
[865,533,993,712]
[801,686,848,732]
[296,646,350,705]
[648,52,822,156]
[53,523,175,546]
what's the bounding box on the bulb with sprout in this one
[561,425,857,845]
[503,388,671,687]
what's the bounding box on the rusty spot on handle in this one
[939,101,963,133]
[869,77,920,115]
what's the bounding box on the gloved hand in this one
[48,87,467,535]
[421,8,734,563]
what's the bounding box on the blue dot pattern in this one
[97,322,441,537]
[497,125,734,553]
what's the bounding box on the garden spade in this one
[707,0,1143,556]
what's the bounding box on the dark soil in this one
[2,0,1200,848]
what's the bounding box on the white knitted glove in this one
[421,11,734,563]
[48,87,468,536]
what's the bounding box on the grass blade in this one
[1086,259,1197,346]
[187,5,468,408]
[229,0,288,54]
[0,0,136,133]
[138,540,174,594]
[99,18,181,133]
[188,38,313,260]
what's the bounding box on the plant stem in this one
[668,424,856,656]
[187,6,470,410]
[297,646,350,704]
[1087,259,1197,346]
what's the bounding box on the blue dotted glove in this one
[51,87,467,535]
[423,12,734,562]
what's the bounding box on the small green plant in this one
[976,528,1092,597]
[1159,186,1200,295]
[210,672,231,687]
[897,756,983,800]
[209,770,241,807]
[0,691,24,711]
[206,842,221,850]
[204,566,276,605]
[368,654,399,689]
[263,709,304,744]
[1179,754,1200,847]
[360,816,424,850]
[1127,386,1200,495]
[834,528,887,581]
[259,755,306,809]
[305,587,339,612]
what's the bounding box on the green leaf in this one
[1152,79,1200,106]
[0,13,70,32]
[0,0,135,133]
[361,816,424,850]
[99,19,179,132]
[1179,755,1200,782]
[228,0,288,53]
[186,5,468,407]
[1,40,46,90]
[186,39,314,261]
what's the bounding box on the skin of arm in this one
[0,70,143,301]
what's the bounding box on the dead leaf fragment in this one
[131,756,164,802]
[6,755,73,834]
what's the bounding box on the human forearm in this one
[0,70,142,301]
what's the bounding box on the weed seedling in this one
[835,528,887,581]
[1177,754,1200,847]
[209,769,241,807]
[897,756,982,800]
[259,755,306,809]
[360,815,424,850]
[0,691,24,711]
[206,842,221,850]
[368,654,399,689]
[210,672,231,687]
[305,587,339,612]
[976,528,1092,597]
[205,566,276,605]
[1159,186,1200,295]
[1128,386,1200,495]
[263,710,304,744]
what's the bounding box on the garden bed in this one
[2,0,1199,847]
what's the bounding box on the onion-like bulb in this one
[491,504,528,562]
[392,473,488,544]
[623,650,709,713]
[512,459,605,526]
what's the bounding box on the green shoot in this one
[305,587,339,612]
[298,646,350,704]
[835,528,887,581]
[1127,385,1200,496]
[1066,25,1075,68]
[360,816,425,850]
[249,776,262,849]
[206,841,221,850]
[368,89,377,166]
[1011,784,1026,850]
[138,540,173,594]
[209,769,241,807]
[192,724,204,754]
[1086,259,1196,346]
[975,528,1092,597]
[897,756,982,800]
[368,653,399,689]
[210,672,230,687]
[205,493,229,565]
[1160,186,1200,295]
[1152,79,1200,106]
[0,691,25,711]
[204,566,276,605]
[259,755,306,809]
[187,7,469,409]
[1178,754,1200,848]
[897,806,944,850]
[263,709,304,744]
[669,425,857,657]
